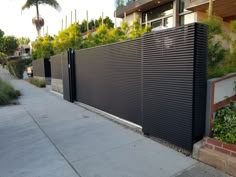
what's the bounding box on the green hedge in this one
[0,79,21,105]
[7,59,26,79]
[28,78,46,88]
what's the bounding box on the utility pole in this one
[65,15,67,28]
[102,12,104,26]
[114,11,117,28]
[133,13,136,22]
[145,13,148,27]
[124,12,127,23]
[43,26,45,36]
[75,9,77,23]
[71,11,73,25]
[86,10,89,34]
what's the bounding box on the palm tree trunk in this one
[208,0,213,19]
[36,1,40,37]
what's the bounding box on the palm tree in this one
[22,0,61,37]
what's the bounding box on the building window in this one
[142,2,173,22]
[151,20,162,28]
[164,16,173,28]
[142,2,174,29]
[179,0,185,13]
[179,0,192,13]
[180,13,195,25]
[115,0,135,8]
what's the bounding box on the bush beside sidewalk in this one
[0,78,20,105]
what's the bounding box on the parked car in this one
[27,66,33,77]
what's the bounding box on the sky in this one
[0,0,116,40]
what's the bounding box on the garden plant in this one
[0,78,21,105]
[213,82,236,144]
[28,78,46,88]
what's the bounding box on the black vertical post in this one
[68,48,77,102]
[71,49,77,101]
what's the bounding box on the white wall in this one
[214,74,236,104]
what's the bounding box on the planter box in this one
[193,137,236,177]
[203,137,236,157]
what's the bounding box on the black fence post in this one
[67,48,77,102]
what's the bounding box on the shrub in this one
[213,101,236,144]
[0,79,21,105]
[7,59,26,79]
[208,54,236,78]
[0,52,6,64]
[28,78,46,88]
[203,18,236,78]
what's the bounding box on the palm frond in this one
[22,0,61,11]
[38,0,61,11]
[22,0,37,11]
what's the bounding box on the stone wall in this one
[51,78,63,94]
[203,137,236,157]
[193,137,236,177]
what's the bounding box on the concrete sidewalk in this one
[0,77,230,177]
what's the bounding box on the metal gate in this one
[63,49,76,102]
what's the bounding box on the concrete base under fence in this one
[193,137,236,177]
[77,102,142,133]
[51,78,63,94]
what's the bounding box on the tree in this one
[32,35,54,59]
[18,37,30,45]
[203,18,226,67]
[78,16,115,34]
[53,24,82,54]
[93,25,110,45]
[107,28,127,43]
[1,36,18,56]
[0,29,4,52]
[89,19,96,30]
[21,0,61,37]
[104,16,114,28]
[80,20,88,33]
[95,16,114,28]
[129,20,144,39]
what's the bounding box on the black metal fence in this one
[76,39,142,125]
[32,58,51,78]
[141,23,207,150]
[51,23,208,151]
[50,54,64,80]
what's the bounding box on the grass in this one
[28,78,46,88]
[0,78,21,105]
